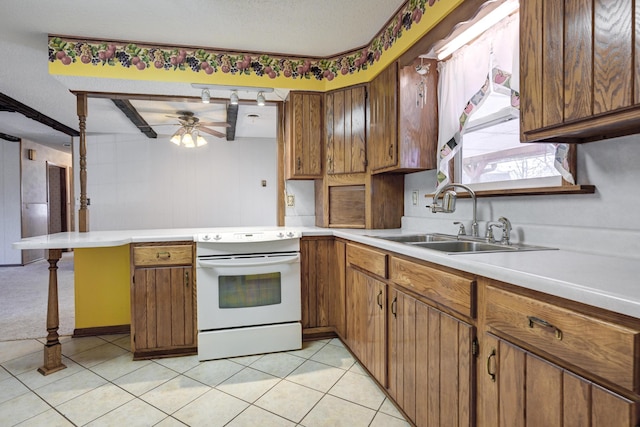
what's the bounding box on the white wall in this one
[403,134,640,257]
[75,134,278,230]
[0,139,21,264]
[284,180,316,226]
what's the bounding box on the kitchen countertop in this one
[13,226,640,319]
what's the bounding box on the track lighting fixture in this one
[190,83,273,106]
[230,91,239,105]
[201,89,211,103]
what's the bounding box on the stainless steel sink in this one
[369,233,555,254]
[369,233,457,243]
[412,240,519,253]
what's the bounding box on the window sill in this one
[426,184,596,199]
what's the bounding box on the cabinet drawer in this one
[346,243,387,278]
[390,257,475,318]
[485,285,640,392]
[133,245,193,267]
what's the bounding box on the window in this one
[434,5,583,196]
[456,95,562,192]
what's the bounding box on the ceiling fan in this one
[165,111,229,147]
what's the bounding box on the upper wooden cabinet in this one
[520,0,640,143]
[369,59,438,173]
[285,91,323,179]
[325,85,367,175]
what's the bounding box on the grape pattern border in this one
[48,0,437,82]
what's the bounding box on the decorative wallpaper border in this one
[48,0,439,83]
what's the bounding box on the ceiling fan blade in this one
[199,121,230,127]
[199,127,227,138]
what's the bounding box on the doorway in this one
[47,163,68,234]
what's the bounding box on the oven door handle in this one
[197,253,300,268]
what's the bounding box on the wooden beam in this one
[77,92,89,232]
[226,103,238,141]
[38,249,67,375]
[0,92,79,137]
[111,99,157,138]
[0,133,20,142]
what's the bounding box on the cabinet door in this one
[369,63,398,171]
[132,266,195,355]
[396,58,438,172]
[388,288,417,422]
[300,237,336,330]
[482,334,640,427]
[326,86,366,175]
[286,91,323,179]
[413,294,474,427]
[345,267,386,385]
[520,0,639,143]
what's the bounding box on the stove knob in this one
[286,232,295,238]
[214,234,222,241]
[277,232,285,238]
[202,234,211,241]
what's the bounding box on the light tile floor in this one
[0,336,410,426]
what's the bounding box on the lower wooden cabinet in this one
[482,334,639,427]
[388,286,475,426]
[300,236,346,339]
[345,266,386,385]
[130,242,196,359]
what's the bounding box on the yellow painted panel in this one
[74,245,130,328]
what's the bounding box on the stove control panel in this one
[196,230,301,243]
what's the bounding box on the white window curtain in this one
[434,13,574,190]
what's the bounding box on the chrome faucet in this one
[429,183,479,237]
[498,216,512,244]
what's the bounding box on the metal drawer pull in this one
[391,297,397,318]
[156,251,171,259]
[528,316,563,340]
[487,348,496,382]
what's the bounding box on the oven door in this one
[196,252,301,330]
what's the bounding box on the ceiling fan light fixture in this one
[182,132,195,148]
[230,91,239,105]
[201,89,211,104]
[170,127,185,145]
[256,92,266,106]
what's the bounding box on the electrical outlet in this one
[412,191,418,206]
[286,194,295,207]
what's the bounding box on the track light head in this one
[201,89,210,104]
[256,92,266,107]
[230,91,239,105]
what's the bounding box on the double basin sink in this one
[370,233,555,254]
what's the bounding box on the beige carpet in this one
[0,252,75,341]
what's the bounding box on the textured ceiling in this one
[0,0,406,149]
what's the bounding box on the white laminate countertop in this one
[13,226,640,319]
